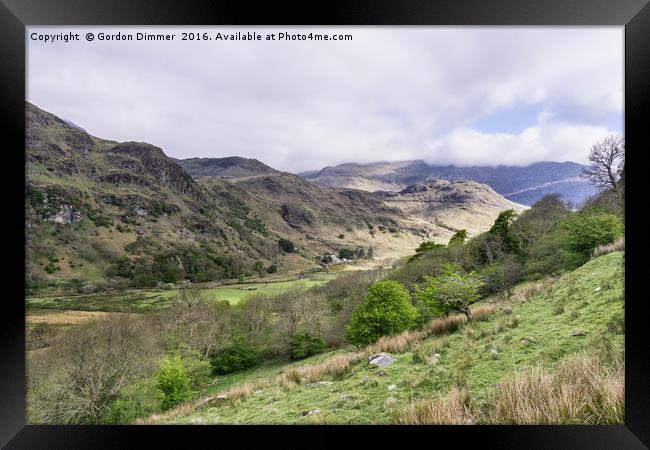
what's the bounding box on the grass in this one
[146,251,624,424]
[25,272,339,313]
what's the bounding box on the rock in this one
[520,339,528,345]
[359,376,369,385]
[369,352,398,368]
[216,394,228,401]
[254,390,264,396]
[48,204,82,224]
[135,207,148,216]
[571,331,587,336]
[301,409,320,416]
[79,281,95,294]
[433,353,441,358]
[594,287,602,292]
[387,384,397,392]
[378,370,386,377]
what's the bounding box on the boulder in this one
[368,353,398,368]
[387,384,397,392]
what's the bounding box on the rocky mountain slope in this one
[301,160,597,207]
[375,180,527,235]
[25,103,529,294]
[174,157,279,179]
[25,103,422,294]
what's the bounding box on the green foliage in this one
[416,241,445,254]
[278,238,295,253]
[210,336,261,375]
[448,229,468,247]
[489,210,518,251]
[414,265,484,318]
[266,264,278,274]
[339,248,355,260]
[345,280,419,346]
[560,212,623,255]
[289,331,327,359]
[155,354,191,410]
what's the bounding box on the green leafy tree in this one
[210,336,261,374]
[278,238,295,253]
[339,248,355,260]
[414,265,484,320]
[288,331,327,359]
[448,229,468,247]
[409,241,445,262]
[489,210,518,251]
[345,280,419,345]
[560,212,623,255]
[154,354,191,410]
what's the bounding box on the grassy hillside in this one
[146,251,624,424]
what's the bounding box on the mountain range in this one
[26,103,531,293]
[300,160,597,206]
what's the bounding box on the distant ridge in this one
[301,160,597,206]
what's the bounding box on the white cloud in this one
[27,26,623,172]
[427,122,615,167]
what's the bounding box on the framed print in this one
[1,0,649,448]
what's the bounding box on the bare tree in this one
[29,315,157,424]
[582,135,625,194]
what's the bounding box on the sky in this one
[27,27,623,173]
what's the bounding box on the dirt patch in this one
[26,309,126,326]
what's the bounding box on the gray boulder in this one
[368,353,398,368]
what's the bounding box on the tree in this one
[409,241,445,262]
[155,354,191,410]
[210,336,261,374]
[448,229,468,247]
[339,248,355,260]
[28,315,155,424]
[510,194,569,253]
[480,255,524,301]
[489,210,518,251]
[414,265,484,320]
[560,212,624,255]
[581,135,625,196]
[278,238,295,253]
[345,280,419,345]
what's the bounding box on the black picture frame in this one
[1,1,648,448]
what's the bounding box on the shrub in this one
[561,212,624,256]
[210,336,261,374]
[414,265,484,320]
[278,238,295,253]
[155,354,191,410]
[448,230,468,247]
[345,280,419,346]
[266,264,278,274]
[289,331,327,359]
[338,248,355,260]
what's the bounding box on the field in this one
[147,252,624,424]
[25,272,340,322]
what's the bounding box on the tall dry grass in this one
[394,387,475,424]
[592,237,625,258]
[486,352,624,424]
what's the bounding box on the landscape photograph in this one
[25,26,625,425]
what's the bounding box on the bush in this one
[266,264,278,274]
[339,248,355,260]
[278,238,295,253]
[289,331,327,359]
[561,212,623,256]
[414,265,484,319]
[210,336,261,374]
[155,354,191,410]
[345,280,419,346]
